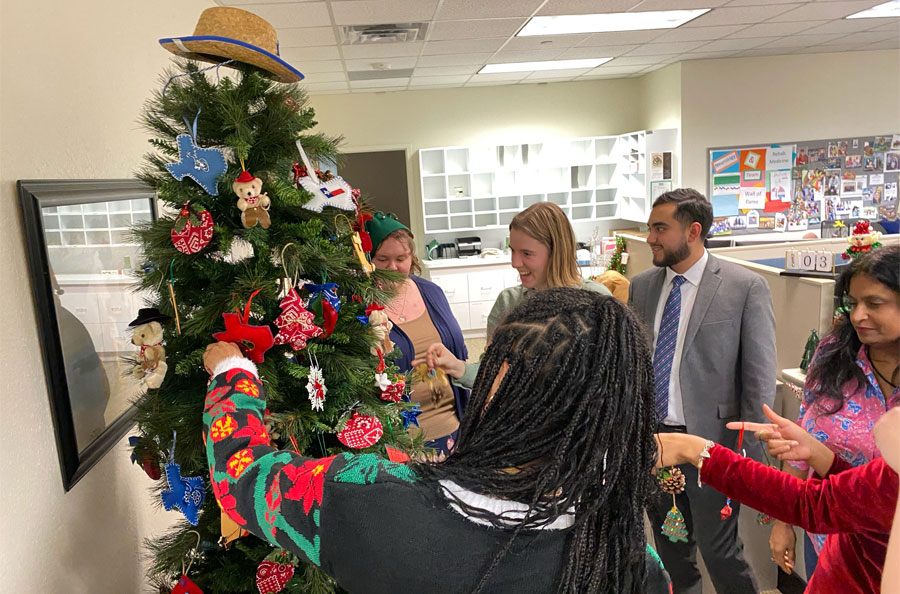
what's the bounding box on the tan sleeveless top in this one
[397,312,459,441]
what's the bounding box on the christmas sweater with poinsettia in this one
[204,357,671,594]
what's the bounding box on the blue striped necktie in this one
[654,275,686,421]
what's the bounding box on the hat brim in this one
[129,313,172,327]
[159,35,304,83]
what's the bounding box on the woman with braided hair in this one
[202,288,669,593]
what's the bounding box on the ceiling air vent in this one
[341,23,428,45]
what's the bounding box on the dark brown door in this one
[340,150,410,226]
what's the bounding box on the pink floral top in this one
[792,342,899,551]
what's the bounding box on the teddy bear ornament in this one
[129,308,171,390]
[233,170,271,229]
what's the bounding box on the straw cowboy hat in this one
[159,7,304,83]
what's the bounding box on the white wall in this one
[639,63,683,184]
[0,0,212,591]
[308,78,644,248]
[680,50,900,191]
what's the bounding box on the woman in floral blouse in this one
[770,244,899,577]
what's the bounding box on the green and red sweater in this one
[204,358,671,594]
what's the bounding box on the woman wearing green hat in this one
[366,212,469,456]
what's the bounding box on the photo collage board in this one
[708,134,900,236]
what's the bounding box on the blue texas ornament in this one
[165,134,227,196]
[160,461,206,525]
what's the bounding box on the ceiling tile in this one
[277,26,338,48]
[627,0,730,9]
[469,71,531,81]
[222,0,318,5]
[408,75,473,85]
[436,0,544,20]
[861,31,900,44]
[624,40,707,55]
[303,71,347,82]
[682,4,802,27]
[559,45,638,58]
[341,42,424,59]
[280,46,342,61]
[411,65,481,76]
[606,55,679,66]
[416,52,496,66]
[692,36,781,52]
[730,20,829,38]
[524,67,593,79]
[651,25,749,42]
[344,56,418,70]
[351,87,408,93]
[867,21,900,32]
[794,45,870,55]
[428,19,526,40]
[737,47,794,57]
[349,77,411,88]
[677,50,738,60]
[801,17,896,35]
[421,38,507,55]
[303,81,350,92]
[490,48,567,62]
[537,0,644,15]
[577,73,633,80]
[584,64,647,75]
[578,30,669,46]
[758,33,851,48]
[240,2,331,28]
[331,0,439,26]
[407,83,465,90]
[299,60,345,73]
[770,1,889,22]
[724,0,806,5]
[501,34,592,51]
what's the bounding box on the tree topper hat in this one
[159,7,304,83]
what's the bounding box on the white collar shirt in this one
[652,249,709,426]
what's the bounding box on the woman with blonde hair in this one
[415,202,610,388]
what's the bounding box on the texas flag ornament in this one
[295,140,355,213]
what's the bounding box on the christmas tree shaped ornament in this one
[160,432,206,525]
[657,466,687,543]
[256,551,296,594]
[295,140,355,213]
[273,288,323,351]
[165,111,227,196]
[306,354,327,411]
[799,328,820,372]
[212,289,275,363]
[233,168,271,229]
[337,411,383,449]
[171,201,214,254]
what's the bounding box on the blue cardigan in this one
[389,275,470,421]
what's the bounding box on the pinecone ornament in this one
[657,467,686,495]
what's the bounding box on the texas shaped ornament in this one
[295,140,355,213]
[165,134,227,196]
[273,288,323,351]
[160,461,206,525]
[171,202,214,254]
[212,289,274,363]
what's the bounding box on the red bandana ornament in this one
[212,289,274,363]
[256,559,295,594]
[273,288,323,351]
[380,376,406,403]
[171,575,204,594]
[171,202,214,254]
[337,412,383,449]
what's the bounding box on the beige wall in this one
[308,78,643,246]
[639,63,683,183]
[680,50,900,191]
[0,0,212,591]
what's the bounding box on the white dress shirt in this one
[652,249,709,427]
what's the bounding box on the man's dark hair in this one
[653,188,713,239]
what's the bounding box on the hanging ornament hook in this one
[182,530,203,576]
[168,259,181,334]
[280,243,299,287]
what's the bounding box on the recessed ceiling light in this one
[517,9,710,36]
[478,58,613,74]
[846,0,900,19]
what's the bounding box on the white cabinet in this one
[424,258,513,337]
[429,272,469,304]
[449,302,471,331]
[419,129,677,234]
[468,300,494,331]
[467,270,506,303]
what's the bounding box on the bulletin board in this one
[707,134,900,236]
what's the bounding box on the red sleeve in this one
[701,445,897,535]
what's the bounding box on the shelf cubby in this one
[420,149,445,175]
[424,200,448,216]
[498,195,521,210]
[447,174,471,198]
[423,176,447,200]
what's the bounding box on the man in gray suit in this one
[629,188,776,594]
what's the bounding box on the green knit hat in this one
[365,211,409,256]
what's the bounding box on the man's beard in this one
[652,240,691,268]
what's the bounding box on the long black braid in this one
[415,288,658,594]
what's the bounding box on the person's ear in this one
[688,221,703,243]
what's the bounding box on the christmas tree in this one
[660,503,688,544]
[607,235,628,274]
[129,56,421,593]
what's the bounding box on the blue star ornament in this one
[303,283,341,312]
[165,134,227,196]
[400,403,422,430]
[160,461,206,525]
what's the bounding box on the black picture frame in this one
[18,179,158,491]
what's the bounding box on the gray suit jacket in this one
[628,254,777,452]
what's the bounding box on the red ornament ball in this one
[337,412,383,449]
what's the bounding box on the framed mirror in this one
[18,179,158,491]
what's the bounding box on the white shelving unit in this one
[419,129,677,234]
